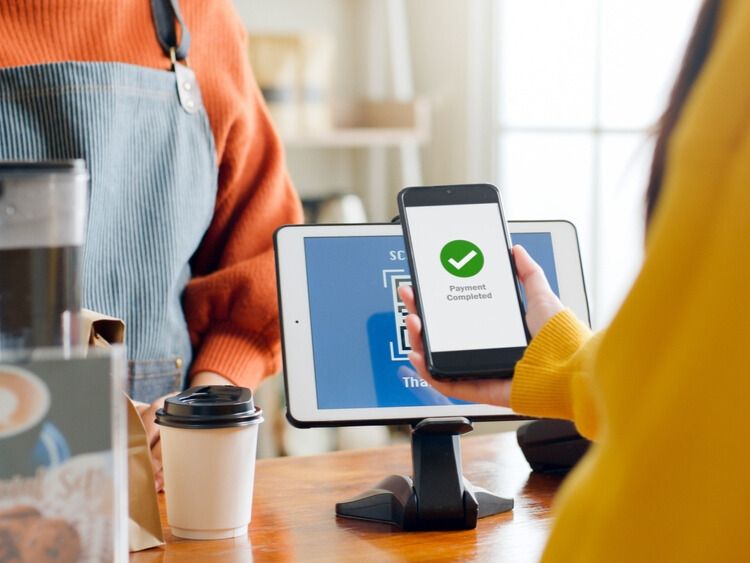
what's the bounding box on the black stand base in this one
[335,417,513,530]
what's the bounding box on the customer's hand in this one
[398,285,513,406]
[397,245,563,407]
[135,370,233,491]
[512,244,564,337]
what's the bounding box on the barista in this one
[0,0,302,487]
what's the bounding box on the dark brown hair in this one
[645,0,722,225]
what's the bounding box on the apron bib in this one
[0,2,218,402]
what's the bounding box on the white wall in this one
[233,0,361,200]
[232,0,484,218]
[408,0,477,185]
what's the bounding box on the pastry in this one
[19,518,81,563]
[0,519,26,563]
[0,505,41,522]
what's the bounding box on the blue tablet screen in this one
[303,233,558,409]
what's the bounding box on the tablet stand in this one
[335,417,513,530]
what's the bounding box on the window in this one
[495,0,701,327]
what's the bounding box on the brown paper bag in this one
[81,309,165,552]
[125,398,165,551]
[81,308,125,349]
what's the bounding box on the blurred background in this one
[232,0,702,456]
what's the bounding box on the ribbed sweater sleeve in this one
[510,309,601,439]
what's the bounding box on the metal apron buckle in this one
[170,46,199,114]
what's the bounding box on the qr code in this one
[382,269,412,361]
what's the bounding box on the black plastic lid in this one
[0,160,87,173]
[155,385,262,429]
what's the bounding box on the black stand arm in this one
[335,417,513,530]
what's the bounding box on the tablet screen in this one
[303,232,560,410]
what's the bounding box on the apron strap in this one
[151,0,191,61]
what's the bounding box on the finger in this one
[512,244,533,279]
[151,436,162,465]
[513,245,546,286]
[139,401,165,450]
[398,284,416,314]
[151,439,164,492]
[405,313,424,356]
[513,245,556,300]
[153,466,164,492]
[141,392,178,449]
[154,469,164,493]
[407,351,434,389]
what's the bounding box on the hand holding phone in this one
[397,284,514,405]
[397,245,565,405]
[397,184,529,380]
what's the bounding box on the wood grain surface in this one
[130,432,563,562]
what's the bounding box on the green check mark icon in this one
[440,240,484,277]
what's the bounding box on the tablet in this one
[275,221,589,427]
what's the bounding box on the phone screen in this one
[404,202,527,353]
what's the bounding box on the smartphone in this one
[397,184,529,379]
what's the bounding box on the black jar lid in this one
[0,160,87,173]
[155,385,262,429]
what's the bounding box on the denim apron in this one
[0,0,217,402]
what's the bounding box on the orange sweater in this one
[0,0,303,388]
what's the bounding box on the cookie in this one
[0,519,26,563]
[19,518,81,563]
[0,505,41,522]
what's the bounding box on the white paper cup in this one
[156,386,263,540]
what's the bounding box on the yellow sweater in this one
[510,2,750,561]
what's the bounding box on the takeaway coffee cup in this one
[155,385,263,540]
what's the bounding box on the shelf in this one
[283,128,424,148]
[280,99,430,149]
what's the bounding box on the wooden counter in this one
[130,431,563,562]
